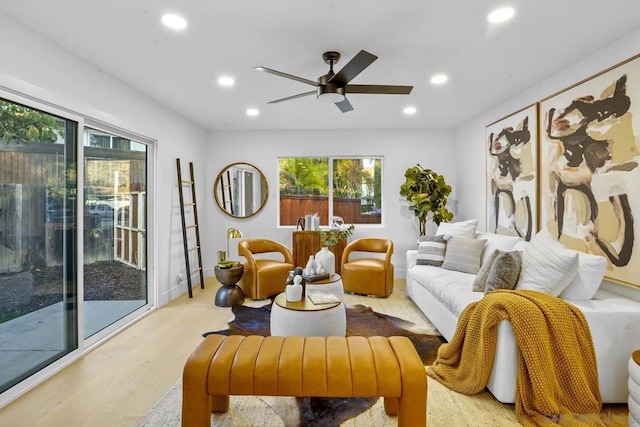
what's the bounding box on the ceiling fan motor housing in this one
[317,73,345,101]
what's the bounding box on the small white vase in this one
[286,283,303,302]
[305,255,317,275]
[315,247,335,275]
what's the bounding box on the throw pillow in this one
[436,219,478,239]
[472,249,501,292]
[416,235,447,266]
[441,235,485,274]
[476,232,523,266]
[559,252,607,300]
[484,250,522,293]
[515,229,579,296]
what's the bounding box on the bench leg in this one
[384,397,398,415]
[211,395,230,413]
[181,385,212,427]
[398,393,426,427]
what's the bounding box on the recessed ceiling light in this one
[246,108,259,117]
[488,7,515,23]
[430,74,448,85]
[403,106,417,115]
[161,14,187,30]
[218,76,235,87]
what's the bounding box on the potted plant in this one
[319,224,355,247]
[400,164,453,236]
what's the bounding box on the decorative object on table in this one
[316,260,325,274]
[400,164,453,236]
[214,264,245,307]
[315,246,335,275]
[305,254,317,275]
[316,224,354,275]
[331,216,344,228]
[292,266,306,299]
[296,216,305,230]
[226,227,243,259]
[304,213,320,231]
[286,274,303,302]
[539,54,640,288]
[307,291,341,305]
[302,272,330,282]
[217,250,227,263]
[486,104,537,241]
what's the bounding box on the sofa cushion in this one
[441,236,485,274]
[473,249,501,292]
[476,232,523,266]
[436,219,478,239]
[408,265,481,316]
[559,252,607,300]
[485,250,522,293]
[515,230,579,296]
[416,235,447,266]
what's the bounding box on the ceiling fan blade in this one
[335,98,354,113]
[329,50,378,86]
[346,84,413,95]
[267,90,316,104]
[254,66,319,87]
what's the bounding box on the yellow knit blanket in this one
[426,290,602,426]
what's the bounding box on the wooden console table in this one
[292,231,346,274]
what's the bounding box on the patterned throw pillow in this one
[472,249,501,292]
[441,236,485,274]
[416,235,447,266]
[484,250,522,293]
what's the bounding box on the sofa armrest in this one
[406,250,418,270]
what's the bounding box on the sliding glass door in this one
[83,128,147,338]
[0,95,152,400]
[0,98,78,394]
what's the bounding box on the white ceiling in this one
[2,0,640,131]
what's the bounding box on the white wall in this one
[454,27,640,228]
[205,129,456,276]
[0,12,208,307]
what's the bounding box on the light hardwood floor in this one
[0,278,629,426]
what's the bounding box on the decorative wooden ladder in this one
[176,159,205,298]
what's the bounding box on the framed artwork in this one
[485,104,538,241]
[539,54,640,288]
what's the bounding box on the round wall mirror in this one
[214,162,268,218]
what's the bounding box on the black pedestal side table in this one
[214,265,245,307]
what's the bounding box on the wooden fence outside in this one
[280,195,381,226]
[0,146,145,273]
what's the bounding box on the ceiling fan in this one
[254,50,413,113]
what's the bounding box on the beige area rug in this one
[138,377,399,427]
[139,286,441,427]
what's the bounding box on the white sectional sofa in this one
[406,230,640,403]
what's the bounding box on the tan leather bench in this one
[182,335,427,426]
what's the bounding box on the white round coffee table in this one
[305,273,344,300]
[270,292,346,337]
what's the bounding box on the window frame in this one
[277,155,384,228]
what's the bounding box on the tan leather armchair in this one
[341,238,394,297]
[237,239,294,299]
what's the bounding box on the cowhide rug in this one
[202,303,445,426]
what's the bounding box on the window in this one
[279,157,382,226]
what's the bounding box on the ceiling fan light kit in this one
[254,50,413,113]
